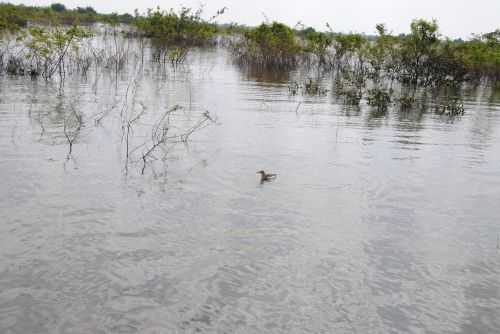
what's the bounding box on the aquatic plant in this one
[304,78,329,96]
[1,2,500,105]
[23,24,92,80]
[333,74,363,105]
[365,24,398,84]
[435,97,465,116]
[151,41,189,66]
[397,94,416,111]
[233,22,302,68]
[451,31,500,83]
[331,33,368,72]
[288,81,300,96]
[302,28,333,66]
[63,102,83,159]
[288,78,328,96]
[396,19,441,86]
[168,46,189,66]
[133,7,219,46]
[138,105,215,175]
[6,56,25,75]
[334,67,367,105]
[340,88,363,106]
[325,19,500,108]
[367,88,392,112]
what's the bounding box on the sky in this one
[9,0,500,38]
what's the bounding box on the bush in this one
[0,4,29,32]
[303,28,333,64]
[133,7,218,46]
[233,22,301,68]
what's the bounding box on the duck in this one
[257,170,277,184]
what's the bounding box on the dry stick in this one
[138,105,183,175]
[141,127,169,175]
[120,65,144,172]
[137,106,214,175]
[180,113,213,143]
[94,104,116,126]
[120,65,142,119]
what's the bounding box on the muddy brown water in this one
[1,47,500,333]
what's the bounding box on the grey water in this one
[1,46,500,334]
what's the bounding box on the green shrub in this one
[302,28,333,64]
[234,22,301,68]
[24,24,92,79]
[133,7,218,46]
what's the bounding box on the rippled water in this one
[1,47,500,334]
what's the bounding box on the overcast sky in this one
[10,0,500,38]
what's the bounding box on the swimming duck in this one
[257,170,277,184]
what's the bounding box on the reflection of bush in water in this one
[435,97,465,116]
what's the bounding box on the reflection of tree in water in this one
[396,108,426,127]
[466,104,497,166]
[341,104,361,118]
[237,63,291,84]
[365,106,389,129]
[487,84,500,104]
[393,109,426,149]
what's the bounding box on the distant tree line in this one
[0,2,133,30]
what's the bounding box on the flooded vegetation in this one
[1,3,500,333]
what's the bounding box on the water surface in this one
[1,47,500,334]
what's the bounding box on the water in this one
[1,47,500,334]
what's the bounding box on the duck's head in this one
[256,170,265,175]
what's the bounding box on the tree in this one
[76,6,97,14]
[399,19,440,85]
[50,3,66,13]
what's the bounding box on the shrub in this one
[233,22,301,68]
[24,24,92,79]
[133,7,218,46]
[303,28,333,62]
